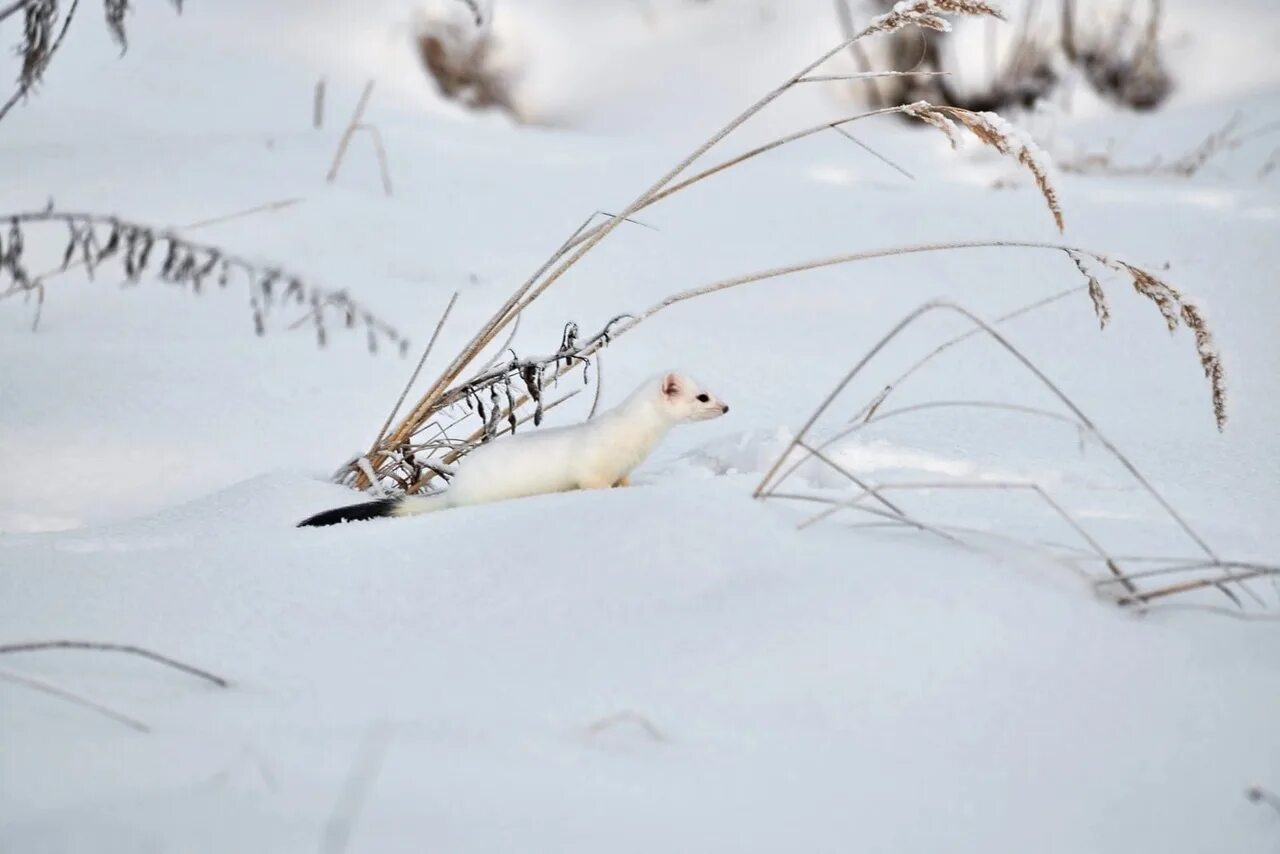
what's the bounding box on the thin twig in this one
[181,198,304,230]
[798,70,951,83]
[832,126,916,180]
[0,666,150,732]
[0,640,229,687]
[357,124,394,196]
[314,77,326,129]
[1120,570,1275,606]
[768,491,970,549]
[370,291,459,452]
[327,80,376,184]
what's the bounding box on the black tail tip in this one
[296,498,399,528]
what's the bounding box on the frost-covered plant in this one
[0,0,186,125]
[0,207,406,351]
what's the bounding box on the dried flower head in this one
[1066,250,1109,330]
[865,0,1004,37]
[905,103,1064,231]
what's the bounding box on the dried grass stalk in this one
[0,639,228,687]
[0,665,150,732]
[0,207,404,352]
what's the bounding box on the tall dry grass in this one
[752,297,1269,612]
[337,0,1230,543]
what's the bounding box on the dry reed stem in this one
[326,80,375,184]
[0,640,229,687]
[357,124,394,196]
[0,665,150,732]
[369,291,459,453]
[1117,568,1274,606]
[832,126,916,179]
[798,71,952,83]
[314,77,326,129]
[180,197,304,231]
[1093,559,1276,589]
[794,440,907,517]
[768,491,973,549]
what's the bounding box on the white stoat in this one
[297,371,729,527]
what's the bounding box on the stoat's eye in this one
[696,393,710,403]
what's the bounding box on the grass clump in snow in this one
[337,0,1229,547]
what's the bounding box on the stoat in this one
[297,371,729,527]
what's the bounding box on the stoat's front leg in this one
[612,474,631,488]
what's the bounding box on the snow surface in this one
[1,1,1278,851]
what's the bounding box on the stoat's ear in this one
[662,372,682,398]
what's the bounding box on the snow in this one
[1,1,1278,851]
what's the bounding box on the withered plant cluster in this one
[338,0,1226,519]
[1060,113,1280,179]
[0,207,406,350]
[414,0,520,121]
[1,0,185,125]
[753,295,1272,614]
[850,0,1172,114]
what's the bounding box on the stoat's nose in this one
[721,404,730,414]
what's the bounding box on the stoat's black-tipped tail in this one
[296,498,400,528]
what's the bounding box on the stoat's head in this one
[658,371,730,423]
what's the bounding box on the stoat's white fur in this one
[297,371,728,526]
